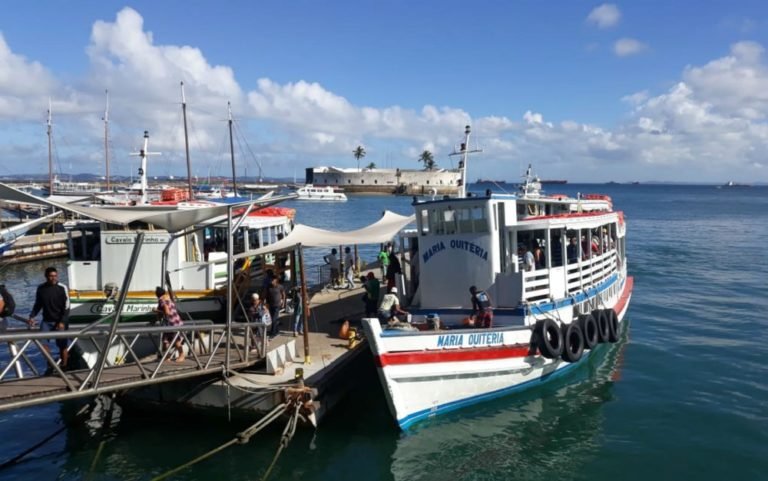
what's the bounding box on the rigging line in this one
[260,402,301,481]
[233,120,264,178]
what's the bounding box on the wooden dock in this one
[1,230,74,264]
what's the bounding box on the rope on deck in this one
[150,399,298,481]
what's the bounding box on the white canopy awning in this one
[235,210,415,259]
[0,183,294,232]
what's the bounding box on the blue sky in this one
[0,1,767,182]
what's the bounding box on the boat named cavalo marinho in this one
[362,126,633,430]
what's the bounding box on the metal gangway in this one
[0,317,268,412]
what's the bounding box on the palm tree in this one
[418,150,436,170]
[353,145,366,171]
[366,162,376,169]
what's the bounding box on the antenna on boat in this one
[181,81,194,200]
[47,98,53,196]
[130,131,161,205]
[103,90,110,191]
[227,102,238,195]
[449,125,482,198]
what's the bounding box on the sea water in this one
[0,184,767,481]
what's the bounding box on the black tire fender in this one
[535,318,563,359]
[561,322,585,363]
[606,308,619,343]
[592,309,610,343]
[578,313,599,350]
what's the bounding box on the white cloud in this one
[2,9,768,183]
[614,38,647,57]
[586,4,621,29]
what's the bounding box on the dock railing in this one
[0,320,265,412]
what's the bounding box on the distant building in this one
[305,166,461,195]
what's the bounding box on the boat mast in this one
[47,99,53,195]
[227,102,238,195]
[103,90,111,191]
[451,125,481,198]
[130,131,160,205]
[181,81,193,200]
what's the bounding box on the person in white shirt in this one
[518,244,535,271]
[378,287,408,323]
[323,248,340,287]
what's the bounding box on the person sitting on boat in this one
[469,286,493,328]
[154,287,185,363]
[518,244,535,271]
[378,287,408,324]
[324,248,340,287]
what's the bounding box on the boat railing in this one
[0,320,266,410]
[566,250,617,295]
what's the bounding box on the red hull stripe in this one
[612,276,634,316]
[376,345,531,367]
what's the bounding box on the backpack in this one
[0,285,15,317]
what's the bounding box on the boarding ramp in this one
[0,319,268,412]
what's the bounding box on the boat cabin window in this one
[69,227,101,261]
[566,229,580,263]
[424,204,489,236]
[517,229,548,269]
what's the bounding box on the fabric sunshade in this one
[234,210,415,259]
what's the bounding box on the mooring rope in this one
[150,400,295,481]
[260,401,302,481]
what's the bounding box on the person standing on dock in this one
[324,248,340,288]
[378,243,391,281]
[155,287,185,362]
[27,267,70,370]
[343,247,356,289]
[267,277,286,338]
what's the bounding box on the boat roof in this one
[0,182,294,233]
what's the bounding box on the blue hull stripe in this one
[397,346,600,430]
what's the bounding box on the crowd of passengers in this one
[517,227,616,272]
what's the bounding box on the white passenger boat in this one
[295,184,347,201]
[362,126,634,430]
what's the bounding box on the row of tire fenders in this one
[532,309,619,363]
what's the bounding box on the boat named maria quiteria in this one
[362,126,634,430]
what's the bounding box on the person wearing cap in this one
[469,285,493,328]
[378,286,408,324]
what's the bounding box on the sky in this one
[1,1,767,183]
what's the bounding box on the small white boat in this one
[295,184,347,201]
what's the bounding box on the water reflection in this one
[389,332,629,481]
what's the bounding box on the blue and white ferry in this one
[362,126,634,430]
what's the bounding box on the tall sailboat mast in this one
[130,131,161,205]
[227,102,238,195]
[103,90,111,191]
[450,125,482,198]
[47,99,53,195]
[181,81,193,200]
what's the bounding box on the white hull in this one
[364,278,633,430]
[295,185,347,201]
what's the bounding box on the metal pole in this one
[92,232,145,388]
[226,206,233,372]
[228,102,238,195]
[298,245,311,364]
[104,90,110,191]
[181,82,194,200]
[47,100,53,195]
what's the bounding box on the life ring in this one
[561,322,585,363]
[535,318,563,359]
[606,309,619,343]
[578,313,599,350]
[592,309,610,343]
